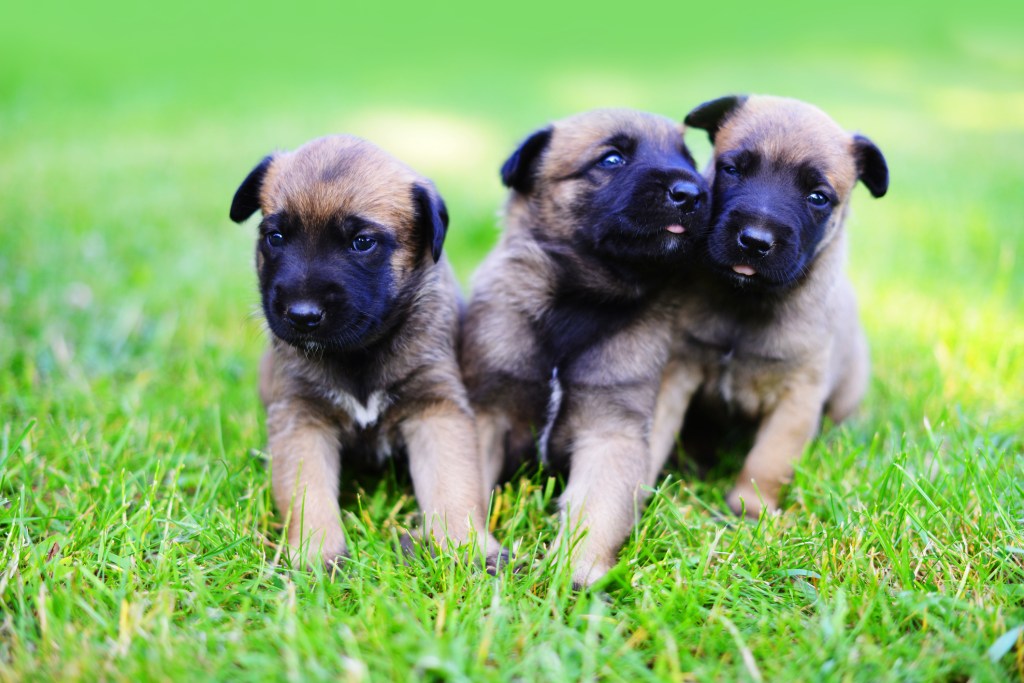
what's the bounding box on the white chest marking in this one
[326,389,390,428]
[537,367,564,465]
[718,367,734,406]
[716,348,736,406]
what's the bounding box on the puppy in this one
[230,135,498,569]
[461,109,711,585]
[649,95,888,517]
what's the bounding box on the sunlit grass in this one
[1,2,1023,681]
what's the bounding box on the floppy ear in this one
[500,127,553,194]
[853,134,888,198]
[684,95,748,144]
[230,155,274,223]
[412,183,449,263]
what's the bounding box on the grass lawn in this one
[1,2,1023,681]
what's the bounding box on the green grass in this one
[2,1,1023,681]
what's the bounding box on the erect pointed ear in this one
[500,127,553,194]
[412,183,449,263]
[852,134,888,198]
[684,95,748,144]
[230,155,274,223]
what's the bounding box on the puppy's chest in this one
[302,357,397,427]
[536,297,640,369]
[683,330,794,415]
[534,293,666,385]
[322,387,393,430]
[316,385,402,461]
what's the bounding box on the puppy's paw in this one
[548,531,617,589]
[400,530,515,576]
[485,546,513,575]
[726,483,778,519]
[284,527,348,574]
[284,544,349,578]
[398,530,436,562]
[322,551,348,579]
[571,557,615,590]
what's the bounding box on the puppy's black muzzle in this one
[618,166,710,238]
[667,179,703,214]
[269,286,333,341]
[284,301,325,331]
[736,226,776,257]
[266,273,364,349]
[707,204,806,286]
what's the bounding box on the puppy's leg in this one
[266,401,346,568]
[648,360,700,485]
[554,389,651,587]
[475,409,510,494]
[402,401,501,562]
[826,325,870,424]
[727,386,823,518]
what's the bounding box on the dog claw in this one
[485,547,515,575]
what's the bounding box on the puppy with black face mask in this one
[230,135,499,569]
[460,109,711,586]
[649,95,888,518]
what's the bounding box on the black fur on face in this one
[568,133,710,267]
[257,212,400,352]
[564,134,710,268]
[502,127,711,271]
[705,148,838,290]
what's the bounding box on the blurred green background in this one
[2,0,1021,427]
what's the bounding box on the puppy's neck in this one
[559,250,660,301]
[505,202,669,302]
[275,337,384,402]
[274,265,440,402]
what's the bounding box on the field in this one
[1,2,1023,681]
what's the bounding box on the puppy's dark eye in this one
[720,165,740,177]
[267,232,285,248]
[351,235,377,253]
[597,152,626,169]
[807,192,830,207]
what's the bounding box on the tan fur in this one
[249,135,498,568]
[257,137,426,277]
[712,98,858,196]
[462,110,693,585]
[401,402,487,545]
[652,96,874,517]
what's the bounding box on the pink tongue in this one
[733,265,756,276]
[665,224,685,234]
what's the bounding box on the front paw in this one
[400,530,512,576]
[485,546,514,575]
[550,534,616,589]
[570,557,615,589]
[726,482,778,519]
[398,530,436,562]
[285,526,348,574]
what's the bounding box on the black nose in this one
[667,181,702,212]
[737,226,776,256]
[284,301,324,330]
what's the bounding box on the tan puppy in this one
[230,135,498,569]
[461,109,711,586]
[650,95,888,517]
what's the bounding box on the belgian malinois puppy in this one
[230,135,499,569]
[461,109,711,585]
[650,95,888,517]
